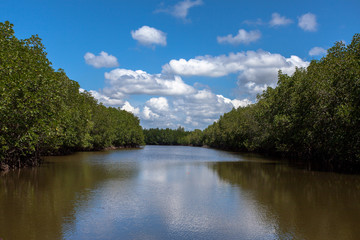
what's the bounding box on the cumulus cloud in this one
[86,48,309,129]
[121,101,140,115]
[171,90,251,127]
[146,97,169,112]
[89,84,252,129]
[172,0,203,19]
[163,51,309,98]
[217,29,261,45]
[84,51,119,68]
[131,26,167,47]
[104,69,196,97]
[88,90,124,106]
[92,65,253,129]
[143,106,160,120]
[269,13,293,27]
[244,82,269,94]
[309,46,327,56]
[231,98,253,108]
[216,94,252,109]
[298,13,318,32]
[163,50,309,80]
[237,54,309,91]
[156,0,203,21]
[140,89,251,129]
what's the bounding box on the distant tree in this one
[143,127,191,145]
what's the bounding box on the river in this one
[1,145,359,240]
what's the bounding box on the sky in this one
[1,0,359,130]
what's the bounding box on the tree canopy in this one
[143,127,191,145]
[0,21,144,170]
[186,33,360,172]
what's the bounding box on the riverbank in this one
[0,156,41,173]
[203,144,360,174]
[0,144,143,173]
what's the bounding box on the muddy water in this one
[1,146,359,239]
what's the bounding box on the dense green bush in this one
[143,127,191,145]
[0,21,144,169]
[188,34,360,170]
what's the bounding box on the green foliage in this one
[143,127,191,145]
[0,21,144,169]
[179,129,204,146]
[188,34,360,170]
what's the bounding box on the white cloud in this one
[140,89,251,129]
[217,29,261,45]
[173,0,203,19]
[131,26,167,47]
[163,51,309,81]
[121,101,140,115]
[88,87,243,129]
[269,13,292,27]
[244,82,269,94]
[146,97,169,112]
[88,66,253,129]
[84,51,119,68]
[156,0,203,21]
[184,116,192,124]
[216,96,252,109]
[88,72,252,129]
[88,90,124,106]
[104,69,196,97]
[238,55,308,90]
[163,57,229,77]
[86,48,310,129]
[298,13,318,32]
[309,46,327,56]
[172,91,251,128]
[163,51,309,100]
[88,50,308,129]
[143,106,160,120]
[231,98,252,108]
[237,67,277,87]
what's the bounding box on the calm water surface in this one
[1,146,360,240]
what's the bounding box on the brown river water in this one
[1,145,359,240]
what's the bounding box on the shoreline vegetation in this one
[0,21,144,172]
[144,33,360,174]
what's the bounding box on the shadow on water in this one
[0,150,139,240]
[210,160,360,240]
[2,146,360,240]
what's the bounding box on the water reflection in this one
[1,146,360,240]
[62,147,277,240]
[211,161,360,240]
[0,151,138,240]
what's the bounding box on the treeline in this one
[186,34,360,171]
[0,21,144,170]
[143,127,204,146]
[143,127,191,145]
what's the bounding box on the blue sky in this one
[1,0,359,129]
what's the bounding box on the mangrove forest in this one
[148,34,360,172]
[0,21,144,170]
